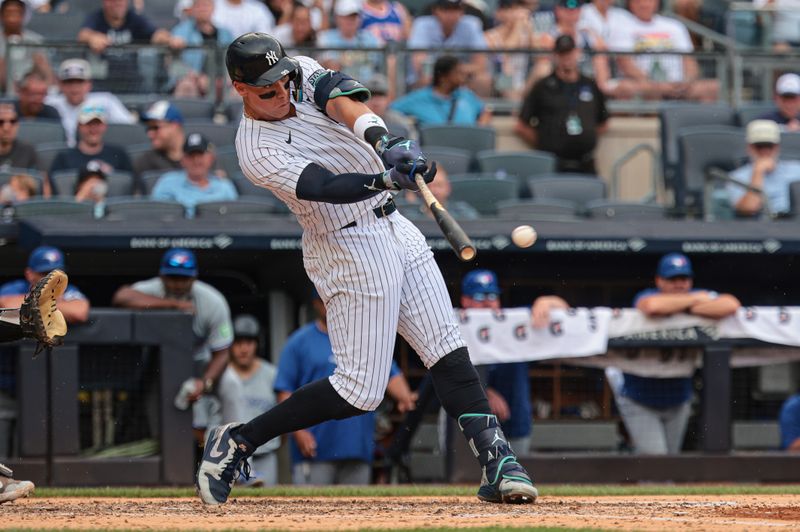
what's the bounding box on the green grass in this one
[30,483,800,499]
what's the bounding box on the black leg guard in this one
[0,319,23,343]
[235,377,365,448]
[429,347,491,419]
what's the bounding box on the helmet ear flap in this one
[289,63,303,102]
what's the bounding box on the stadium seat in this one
[448,177,518,216]
[789,181,800,218]
[50,171,135,197]
[224,101,244,123]
[496,198,579,220]
[195,197,284,218]
[528,174,606,211]
[586,200,667,219]
[422,146,472,174]
[104,198,186,221]
[13,199,94,218]
[34,142,68,173]
[659,103,735,202]
[676,126,747,216]
[0,168,44,190]
[185,123,238,149]
[418,125,496,153]
[26,12,85,41]
[103,123,150,147]
[780,132,800,154]
[216,146,242,177]
[477,150,557,197]
[140,170,171,195]
[168,99,217,121]
[17,121,65,145]
[735,102,775,126]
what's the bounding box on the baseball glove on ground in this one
[20,269,68,354]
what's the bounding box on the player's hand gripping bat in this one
[415,174,476,262]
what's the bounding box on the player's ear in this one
[231,81,248,97]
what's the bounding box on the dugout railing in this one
[4,309,195,486]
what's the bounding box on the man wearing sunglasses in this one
[112,248,235,449]
[134,101,187,176]
[728,119,800,218]
[0,102,36,170]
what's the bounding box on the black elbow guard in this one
[310,69,371,111]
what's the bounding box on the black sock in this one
[0,319,23,343]
[429,347,491,419]
[235,377,365,447]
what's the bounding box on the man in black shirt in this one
[49,104,133,194]
[134,100,187,175]
[14,71,60,121]
[515,35,609,174]
[0,102,36,170]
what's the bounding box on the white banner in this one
[460,307,800,376]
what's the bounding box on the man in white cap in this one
[46,59,135,147]
[759,73,800,132]
[317,0,382,80]
[728,119,800,217]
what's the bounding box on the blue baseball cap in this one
[141,100,184,124]
[159,248,198,277]
[462,269,500,297]
[657,253,693,278]
[28,246,65,273]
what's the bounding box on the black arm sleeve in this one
[295,162,386,203]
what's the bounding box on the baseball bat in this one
[415,174,477,262]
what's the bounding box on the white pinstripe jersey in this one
[235,56,391,234]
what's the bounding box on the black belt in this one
[341,198,396,229]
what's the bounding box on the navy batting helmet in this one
[226,32,302,88]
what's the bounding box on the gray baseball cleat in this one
[459,413,538,504]
[196,422,254,505]
[0,464,35,504]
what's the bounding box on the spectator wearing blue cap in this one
[613,252,740,455]
[134,101,188,176]
[150,133,238,217]
[112,248,235,444]
[779,394,800,452]
[46,58,135,148]
[0,245,89,324]
[460,269,534,453]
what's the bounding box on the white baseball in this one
[512,225,537,248]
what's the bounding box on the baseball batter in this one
[196,32,537,505]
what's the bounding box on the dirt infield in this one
[3,494,800,531]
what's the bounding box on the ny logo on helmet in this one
[265,50,279,65]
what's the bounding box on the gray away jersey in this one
[235,55,391,234]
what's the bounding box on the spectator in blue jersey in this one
[390,55,491,127]
[151,133,238,217]
[0,246,89,324]
[779,394,800,451]
[360,0,411,43]
[615,252,740,455]
[170,0,234,99]
[49,104,134,195]
[728,120,800,218]
[407,0,489,93]
[275,289,417,485]
[758,74,800,132]
[317,0,382,82]
[460,270,533,453]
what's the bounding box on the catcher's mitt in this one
[20,269,68,354]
